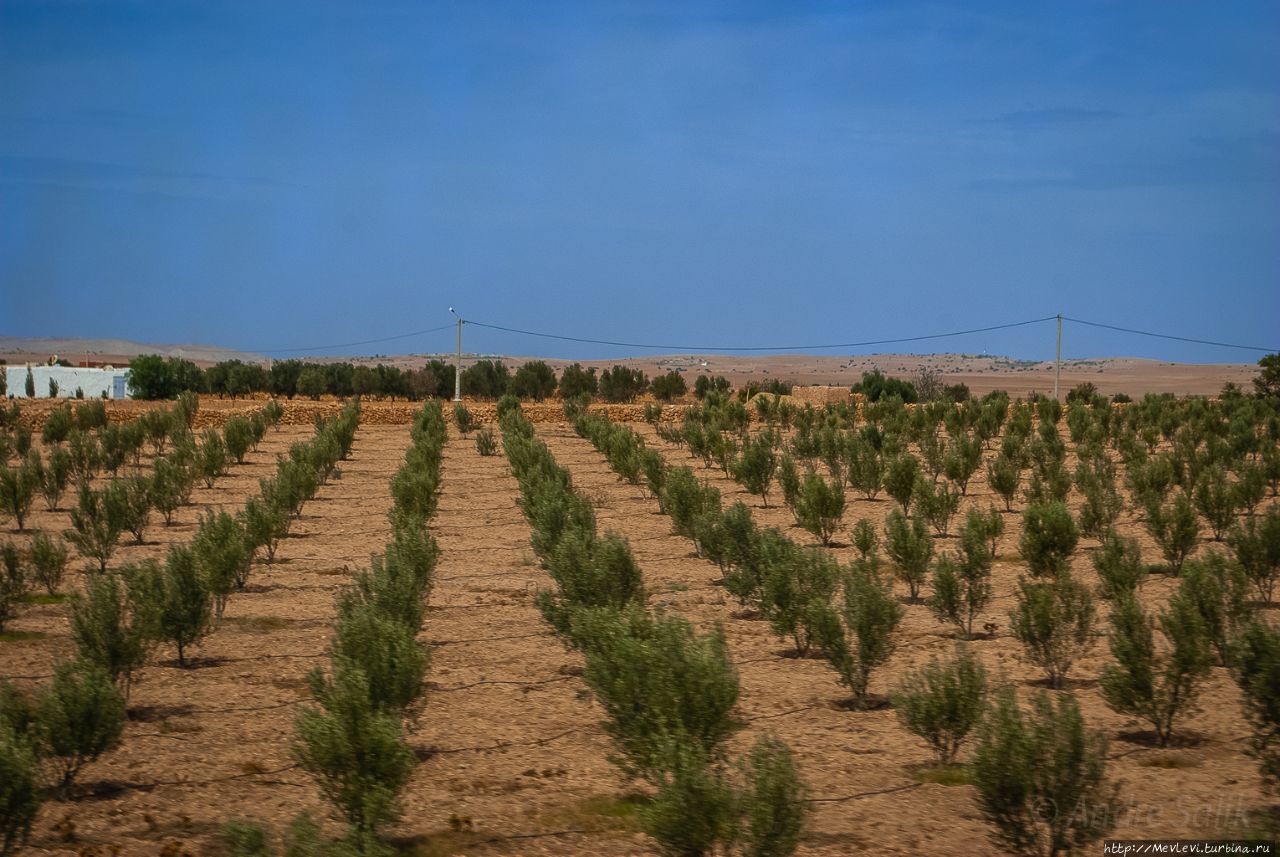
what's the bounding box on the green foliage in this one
[112,476,152,545]
[149,456,191,526]
[575,608,740,784]
[1010,573,1095,688]
[1229,508,1280,603]
[537,530,646,645]
[843,436,883,500]
[732,432,777,507]
[68,570,153,694]
[139,408,174,455]
[1074,453,1122,541]
[452,403,475,435]
[241,494,289,563]
[930,516,994,639]
[664,467,721,548]
[882,453,919,514]
[738,734,808,857]
[318,603,427,714]
[972,686,1116,857]
[1172,552,1252,666]
[651,371,688,403]
[851,370,917,403]
[65,481,125,573]
[197,428,228,488]
[38,659,126,797]
[794,471,845,546]
[642,737,737,857]
[127,354,179,399]
[759,546,839,656]
[41,405,74,444]
[293,666,416,852]
[474,427,497,456]
[694,375,731,400]
[1232,621,1280,788]
[884,509,933,601]
[1193,463,1239,541]
[599,365,649,403]
[559,363,599,399]
[1099,594,1212,747]
[149,546,214,667]
[296,366,327,400]
[0,545,27,633]
[892,646,988,764]
[987,453,1022,512]
[22,370,32,399]
[1146,492,1200,574]
[1092,532,1145,600]
[0,719,39,857]
[39,448,70,512]
[810,562,902,708]
[223,415,256,464]
[850,518,877,559]
[1018,502,1078,578]
[29,532,68,595]
[192,509,254,612]
[0,453,38,531]
[1254,352,1280,400]
[508,360,558,401]
[915,476,960,537]
[67,428,101,481]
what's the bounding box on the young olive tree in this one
[892,646,988,765]
[1232,621,1280,788]
[37,660,126,798]
[1009,573,1095,688]
[1018,502,1078,579]
[884,509,933,601]
[810,563,903,709]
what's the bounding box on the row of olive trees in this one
[219,400,444,856]
[575,407,1136,855]
[506,401,808,857]
[0,402,359,854]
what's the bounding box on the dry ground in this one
[1,412,1273,856]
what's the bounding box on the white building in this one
[2,364,130,399]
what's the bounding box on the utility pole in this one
[450,307,463,402]
[1054,314,1062,401]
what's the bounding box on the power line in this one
[247,323,455,356]
[1062,316,1277,354]
[463,315,1059,353]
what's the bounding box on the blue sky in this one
[2,1,1277,363]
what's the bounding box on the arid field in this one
[0,391,1275,856]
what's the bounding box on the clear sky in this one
[2,1,1277,363]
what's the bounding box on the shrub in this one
[149,456,190,526]
[1146,493,1200,574]
[1232,621,1280,788]
[850,518,877,559]
[732,432,777,507]
[694,375,731,400]
[794,471,845,546]
[641,737,736,857]
[892,647,988,765]
[37,660,126,798]
[474,427,497,456]
[29,532,68,595]
[64,482,125,573]
[97,423,130,476]
[883,454,919,514]
[943,436,982,496]
[1229,509,1280,603]
[148,546,214,667]
[1075,455,1123,541]
[844,437,883,500]
[987,453,1022,512]
[884,509,933,601]
[1099,594,1212,747]
[664,467,721,548]
[41,406,74,445]
[67,429,101,481]
[810,563,902,708]
[0,454,38,531]
[453,403,475,435]
[759,546,839,656]
[508,360,558,401]
[196,429,228,488]
[0,545,26,634]
[575,608,740,784]
[1092,532,1145,600]
[558,363,598,399]
[22,370,32,399]
[599,365,649,403]
[39,446,71,511]
[851,370,917,403]
[1193,464,1239,541]
[0,719,39,856]
[651,371,688,403]
[1018,502,1078,578]
[241,494,289,563]
[1009,573,1095,688]
[113,476,152,545]
[915,476,960,537]
[776,454,800,520]
[138,408,173,455]
[294,666,416,852]
[930,524,993,639]
[460,359,509,399]
[1172,552,1252,667]
[537,531,646,645]
[223,416,255,464]
[739,733,808,857]
[972,687,1116,857]
[320,603,427,714]
[274,457,319,519]
[192,510,254,613]
[68,570,153,695]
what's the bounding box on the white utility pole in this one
[449,307,463,402]
[1054,313,1062,401]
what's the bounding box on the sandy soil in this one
[1,413,1272,855]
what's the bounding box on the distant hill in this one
[0,337,263,366]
